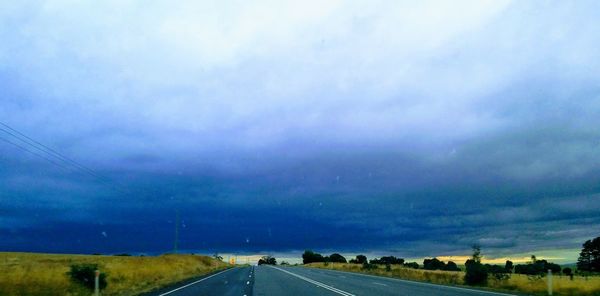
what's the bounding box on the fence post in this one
[547,269,553,296]
[95,270,100,296]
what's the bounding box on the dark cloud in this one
[1,1,600,262]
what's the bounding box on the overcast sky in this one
[1,0,600,262]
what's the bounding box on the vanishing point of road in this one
[145,265,516,296]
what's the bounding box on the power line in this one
[0,123,109,181]
[0,121,130,196]
[0,134,70,171]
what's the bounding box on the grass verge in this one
[306,263,600,296]
[0,252,229,296]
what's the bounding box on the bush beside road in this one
[0,252,229,296]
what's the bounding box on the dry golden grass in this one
[489,273,600,296]
[0,252,230,296]
[308,263,600,296]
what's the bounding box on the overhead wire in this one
[0,121,131,196]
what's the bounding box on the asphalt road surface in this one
[146,266,254,296]
[148,265,516,296]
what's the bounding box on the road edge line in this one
[300,266,516,296]
[158,268,235,296]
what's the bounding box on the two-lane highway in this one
[147,265,516,296]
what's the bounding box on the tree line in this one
[302,250,420,269]
[275,235,600,285]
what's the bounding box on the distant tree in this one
[302,250,325,264]
[266,256,277,265]
[514,256,561,275]
[473,245,482,262]
[562,267,572,276]
[577,240,592,272]
[563,267,574,280]
[213,253,223,261]
[258,256,276,265]
[356,255,367,264]
[465,245,488,286]
[485,264,510,281]
[423,258,446,270]
[547,262,561,274]
[403,262,419,269]
[329,253,347,263]
[280,261,290,265]
[349,255,368,264]
[370,256,405,265]
[504,260,513,273]
[445,261,461,272]
[577,237,600,272]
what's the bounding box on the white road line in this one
[269,266,355,296]
[158,268,234,296]
[373,282,388,286]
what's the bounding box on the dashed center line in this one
[373,282,388,286]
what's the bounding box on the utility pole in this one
[174,210,179,254]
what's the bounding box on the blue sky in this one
[1,1,600,262]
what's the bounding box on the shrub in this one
[465,259,488,285]
[464,245,487,286]
[485,264,510,281]
[362,262,378,270]
[67,264,107,290]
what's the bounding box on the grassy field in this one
[0,252,230,296]
[307,263,600,296]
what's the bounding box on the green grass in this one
[0,252,230,296]
[307,263,600,296]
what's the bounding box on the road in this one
[148,265,516,296]
[145,266,254,296]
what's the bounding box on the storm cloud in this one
[1,1,600,261]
